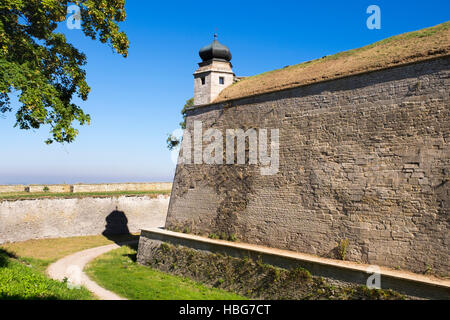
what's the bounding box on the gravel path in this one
[47,242,136,300]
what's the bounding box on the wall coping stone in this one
[139,228,450,299]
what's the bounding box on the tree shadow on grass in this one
[0,248,17,268]
[125,242,139,263]
[0,249,62,300]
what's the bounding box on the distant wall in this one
[28,185,71,193]
[0,182,172,194]
[0,195,170,244]
[0,185,26,193]
[71,182,172,193]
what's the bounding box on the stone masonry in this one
[165,56,450,275]
[0,195,170,244]
[194,59,235,105]
[0,182,172,194]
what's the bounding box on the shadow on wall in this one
[102,209,139,246]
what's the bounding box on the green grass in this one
[0,190,171,201]
[0,234,139,300]
[1,234,139,268]
[0,249,93,300]
[85,245,247,300]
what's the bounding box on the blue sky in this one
[1,0,449,184]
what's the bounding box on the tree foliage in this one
[179,97,193,130]
[166,98,193,151]
[0,0,129,144]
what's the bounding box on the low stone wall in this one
[0,182,172,194]
[0,195,170,244]
[137,237,404,300]
[71,182,172,193]
[137,229,450,299]
[0,185,25,193]
[27,185,71,193]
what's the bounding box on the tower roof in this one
[199,34,232,62]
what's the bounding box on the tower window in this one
[219,77,225,85]
[201,77,206,85]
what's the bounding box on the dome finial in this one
[199,33,232,62]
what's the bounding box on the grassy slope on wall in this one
[216,21,450,102]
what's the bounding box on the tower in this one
[193,34,234,106]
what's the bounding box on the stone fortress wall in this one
[0,182,172,244]
[165,56,450,275]
[0,195,170,244]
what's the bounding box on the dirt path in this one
[47,242,135,300]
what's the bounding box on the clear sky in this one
[1,0,449,184]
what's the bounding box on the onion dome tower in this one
[193,34,235,105]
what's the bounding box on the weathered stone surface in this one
[166,57,450,275]
[0,182,172,194]
[136,236,407,300]
[71,182,172,193]
[194,59,234,105]
[0,195,170,243]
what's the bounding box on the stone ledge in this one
[138,228,450,299]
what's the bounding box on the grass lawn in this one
[85,245,247,300]
[0,234,138,300]
[0,249,93,300]
[1,234,139,271]
[2,234,244,300]
[0,190,171,201]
